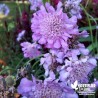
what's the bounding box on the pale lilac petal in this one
[79,48,89,55]
[54,39,61,48]
[45,3,55,13]
[57,1,62,11]
[38,38,46,44]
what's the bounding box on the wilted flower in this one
[21,42,41,59]
[58,56,97,84]
[40,53,56,76]
[31,2,79,50]
[40,50,65,76]
[0,76,5,91]
[0,4,10,16]
[64,0,82,19]
[50,49,65,63]
[29,0,43,11]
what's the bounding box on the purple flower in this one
[17,78,33,96]
[29,0,42,11]
[64,0,82,19]
[31,81,78,98]
[0,4,10,16]
[93,80,98,89]
[44,70,56,85]
[40,50,65,76]
[58,56,97,84]
[21,42,41,59]
[17,30,25,41]
[40,53,55,76]
[18,77,78,98]
[31,2,79,50]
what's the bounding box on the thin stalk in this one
[32,59,40,69]
[23,54,43,66]
[16,57,25,69]
[85,0,90,8]
[81,4,95,53]
[16,0,22,16]
[86,11,98,53]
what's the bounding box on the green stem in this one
[81,4,95,53]
[23,54,43,66]
[0,68,16,75]
[16,57,25,69]
[86,10,98,53]
[32,59,40,69]
[16,0,22,16]
[85,0,90,8]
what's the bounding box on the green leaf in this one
[79,36,91,42]
[8,22,15,31]
[87,42,98,52]
[79,25,97,31]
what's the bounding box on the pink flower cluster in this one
[19,1,97,98]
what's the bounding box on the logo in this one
[71,80,96,95]
[71,80,78,90]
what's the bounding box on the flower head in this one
[64,0,82,19]
[29,0,42,11]
[18,77,78,98]
[31,2,78,49]
[40,50,65,76]
[0,4,10,16]
[58,56,97,84]
[21,42,41,59]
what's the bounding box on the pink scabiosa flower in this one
[18,77,78,98]
[58,56,97,84]
[21,42,41,59]
[30,81,78,98]
[31,2,79,49]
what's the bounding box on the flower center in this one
[40,14,64,38]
